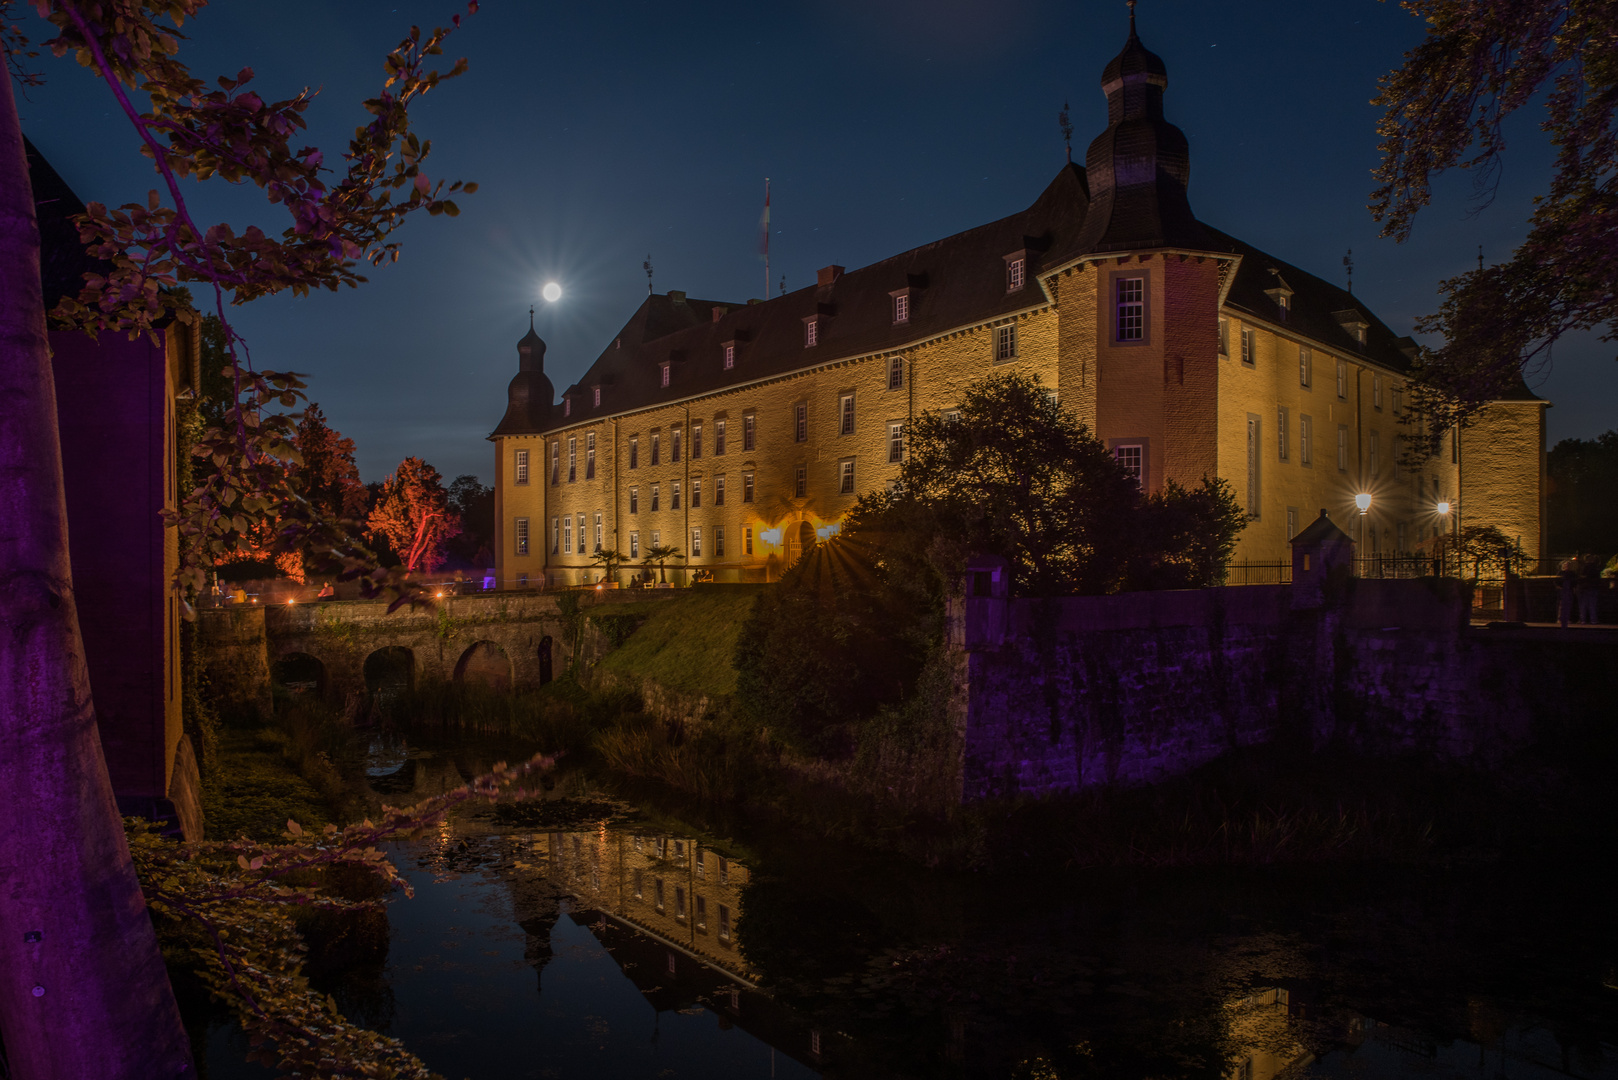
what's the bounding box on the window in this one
[629,486,639,514]
[691,527,702,557]
[1336,360,1347,399]
[651,484,661,512]
[1218,317,1230,357]
[945,409,961,425]
[804,318,819,347]
[1277,293,1291,320]
[718,904,731,941]
[660,363,671,388]
[692,479,702,508]
[551,442,560,484]
[715,476,725,506]
[995,323,1018,361]
[630,531,639,558]
[1278,407,1290,461]
[1337,425,1349,471]
[1370,430,1380,475]
[652,529,661,547]
[517,572,528,587]
[567,437,577,483]
[585,432,595,480]
[655,879,664,911]
[514,448,529,486]
[696,895,707,928]
[551,517,559,554]
[742,471,755,503]
[1300,346,1312,388]
[593,512,603,553]
[633,868,643,899]
[515,517,529,555]
[1246,415,1261,518]
[839,393,855,436]
[1392,386,1402,414]
[564,398,571,418]
[888,355,904,390]
[1373,374,1383,410]
[671,481,681,510]
[1115,444,1143,485]
[562,516,573,554]
[889,422,904,463]
[671,427,682,463]
[745,526,754,555]
[651,432,661,466]
[1007,257,1026,292]
[1287,507,1299,540]
[743,413,756,451]
[1301,415,1313,466]
[839,458,855,495]
[795,403,808,442]
[718,858,728,884]
[692,422,703,459]
[794,465,807,498]
[893,293,910,324]
[577,513,586,554]
[1116,277,1145,341]
[629,436,639,469]
[1240,328,1256,366]
[715,528,725,557]
[715,419,726,455]
[723,342,735,369]
[593,385,601,407]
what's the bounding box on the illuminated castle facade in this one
[490,18,1545,588]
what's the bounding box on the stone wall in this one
[949,578,1616,801]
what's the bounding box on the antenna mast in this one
[761,178,772,300]
[643,253,653,296]
[1343,248,1354,294]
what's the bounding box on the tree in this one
[590,547,629,584]
[292,403,366,522]
[445,472,494,567]
[1548,431,1618,555]
[0,4,474,1076]
[641,544,684,584]
[1371,0,1618,457]
[367,457,462,573]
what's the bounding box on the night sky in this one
[17,0,1615,485]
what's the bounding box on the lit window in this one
[551,442,560,484]
[1115,445,1143,485]
[1116,277,1144,341]
[839,458,855,495]
[715,419,726,455]
[743,413,756,451]
[723,343,735,369]
[745,526,753,555]
[661,363,671,388]
[651,432,661,466]
[715,476,725,506]
[562,516,572,554]
[630,531,639,558]
[691,422,703,459]
[893,293,910,324]
[839,393,855,436]
[795,403,807,442]
[995,323,1017,361]
[593,386,601,407]
[715,528,725,557]
[515,517,529,555]
[742,471,754,503]
[945,409,961,425]
[1007,257,1026,292]
[594,512,603,552]
[794,466,806,498]
[671,427,682,463]
[585,432,595,480]
[889,422,904,463]
[805,318,819,347]
[1240,328,1256,366]
[671,481,681,510]
[514,448,529,485]
[629,436,639,469]
[1277,293,1291,319]
[567,437,577,483]
[629,486,639,514]
[651,484,660,512]
[564,398,572,417]
[691,527,701,557]
[692,479,701,508]
[577,513,586,554]
[888,355,904,390]
[652,529,660,547]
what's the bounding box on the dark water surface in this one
[200,742,1618,1080]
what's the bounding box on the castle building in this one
[491,17,1545,588]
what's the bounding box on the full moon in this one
[542,282,562,303]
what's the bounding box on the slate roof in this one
[25,136,109,314]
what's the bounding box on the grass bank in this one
[591,587,762,699]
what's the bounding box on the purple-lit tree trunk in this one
[0,68,192,1080]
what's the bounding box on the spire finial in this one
[528,304,535,329]
[1127,0,1137,37]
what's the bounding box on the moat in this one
[194,737,1618,1080]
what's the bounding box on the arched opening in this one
[793,520,816,566]
[363,646,415,706]
[273,652,325,699]
[538,635,554,686]
[454,640,512,693]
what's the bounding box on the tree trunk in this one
[0,70,193,1078]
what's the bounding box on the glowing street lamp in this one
[1436,500,1451,516]
[541,282,562,303]
[1354,492,1372,514]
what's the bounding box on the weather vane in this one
[1127,0,1137,32]
[1059,100,1073,162]
[644,253,653,296]
[1343,248,1354,294]
[779,273,786,297]
[528,304,534,328]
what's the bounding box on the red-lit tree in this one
[368,457,462,573]
[0,3,474,1076]
[294,402,367,521]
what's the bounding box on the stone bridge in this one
[199,589,672,710]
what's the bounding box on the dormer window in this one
[1004,252,1028,293]
[723,342,736,369]
[564,397,572,417]
[1333,309,1369,346]
[804,316,821,348]
[660,363,671,388]
[1277,293,1291,319]
[592,386,601,408]
[1265,278,1294,321]
[891,290,910,325]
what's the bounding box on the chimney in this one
[817,265,844,288]
[711,306,728,323]
[668,289,687,304]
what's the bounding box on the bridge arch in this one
[454,640,512,693]
[272,651,326,701]
[363,646,415,704]
[537,635,554,686]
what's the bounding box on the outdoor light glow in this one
[759,528,783,546]
[1354,493,1372,513]
[542,282,562,303]
[287,599,295,606]
[815,522,843,540]
[1436,501,1451,515]
[435,591,444,598]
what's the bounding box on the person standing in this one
[1577,553,1602,625]
[1558,560,1576,629]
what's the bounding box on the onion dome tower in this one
[493,310,555,434]
[1074,5,1211,254]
